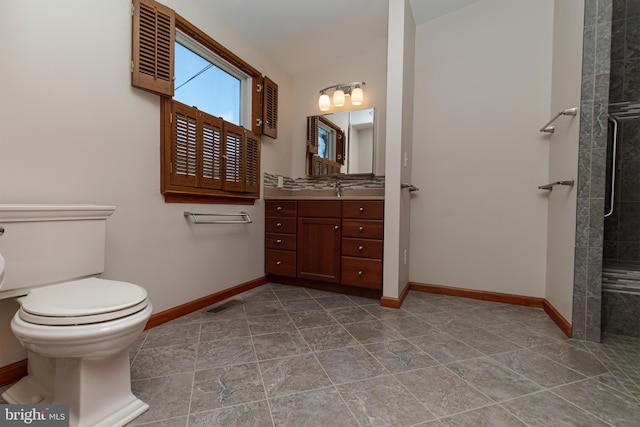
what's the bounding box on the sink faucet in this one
[334,178,342,198]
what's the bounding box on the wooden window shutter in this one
[132,0,175,96]
[244,131,261,194]
[336,130,345,165]
[223,122,245,192]
[171,102,198,187]
[200,112,223,189]
[307,116,319,154]
[262,76,278,139]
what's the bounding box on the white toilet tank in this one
[0,205,115,299]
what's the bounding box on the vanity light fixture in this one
[318,82,366,111]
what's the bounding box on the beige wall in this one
[544,0,584,320]
[409,0,555,297]
[0,0,292,366]
[383,0,415,299]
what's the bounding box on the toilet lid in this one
[18,278,149,326]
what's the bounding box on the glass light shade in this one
[351,87,364,105]
[319,93,330,111]
[333,89,345,107]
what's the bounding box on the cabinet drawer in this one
[341,257,382,289]
[265,217,297,234]
[265,200,297,217]
[342,238,383,259]
[342,220,384,239]
[298,200,341,218]
[342,201,384,220]
[266,233,296,250]
[266,249,296,277]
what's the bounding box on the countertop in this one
[263,188,384,200]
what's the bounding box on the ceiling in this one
[199,0,481,75]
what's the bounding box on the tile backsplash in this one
[264,173,385,191]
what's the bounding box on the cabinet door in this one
[297,217,341,283]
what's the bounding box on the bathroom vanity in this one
[265,196,384,297]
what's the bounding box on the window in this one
[131,0,277,203]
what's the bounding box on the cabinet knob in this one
[276,261,282,265]
[276,222,282,228]
[359,226,364,232]
[277,206,283,211]
[358,271,363,276]
[334,225,340,230]
[276,239,282,244]
[358,245,364,251]
[359,207,365,213]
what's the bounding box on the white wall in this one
[291,39,388,178]
[544,0,584,320]
[0,0,292,367]
[410,0,554,297]
[384,0,415,299]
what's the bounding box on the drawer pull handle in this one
[277,206,283,211]
[276,261,282,265]
[276,239,282,244]
[358,245,364,251]
[359,226,364,232]
[335,225,340,230]
[276,222,282,228]
[358,271,363,276]
[359,207,365,213]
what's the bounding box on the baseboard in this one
[145,276,269,329]
[408,282,571,337]
[543,299,572,337]
[0,359,27,388]
[380,282,411,309]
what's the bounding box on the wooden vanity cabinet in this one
[265,200,297,277]
[297,201,342,283]
[341,201,384,289]
[265,199,384,292]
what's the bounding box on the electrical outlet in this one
[403,249,408,265]
[404,152,408,168]
[277,176,284,188]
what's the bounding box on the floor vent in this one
[206,299,245,315]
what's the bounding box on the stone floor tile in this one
[259,354,332,397]
[447,357,543,402]
[502,390,611,426]
[365,339,439,373]
[315,346,387,384]
[269,387,359,426]
[440,404,526,427]
[337,375,436,426]
[188,400,273,427]
[395,365,492,417]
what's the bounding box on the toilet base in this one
[1,349,148,427]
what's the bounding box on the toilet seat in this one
[18,278,149,326]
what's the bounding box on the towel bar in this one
[538,180,574,191]
[184,211,252,224]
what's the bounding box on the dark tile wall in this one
[573,0,613,341]
[604,0,640,262]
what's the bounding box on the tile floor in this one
[3,282,640,426]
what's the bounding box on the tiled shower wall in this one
[603,0,640,262]
[572,0,613,341]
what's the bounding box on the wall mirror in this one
[306,107,375,176]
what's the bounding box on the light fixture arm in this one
[319,81,366,96]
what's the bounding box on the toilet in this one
[0,205,152,427]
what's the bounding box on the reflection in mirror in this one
[307,108,375,176]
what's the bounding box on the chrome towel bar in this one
[401,183,419,192]
[540,107,578,133]
[184,211,252,224]
[538,180,574,191]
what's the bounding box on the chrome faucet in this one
[334,179,342,198]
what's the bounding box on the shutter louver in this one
[244,131,260,194]
[262,76,278,139]
[171,103,198,187]
[201,113,223,189]
[223,122,244,192]
[132,0,175,96]
[307,116,319,154]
